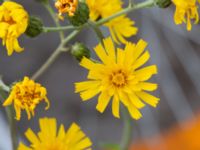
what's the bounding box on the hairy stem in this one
[43,3,65,40]
[43,25,76,33]
[120,108,132,150]
[96,0,155,26]
[31,30,81,80]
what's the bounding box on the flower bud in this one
[71,42,90,61]
[67,2,89,26]
[156,0,171,8]
[25,16,43,38]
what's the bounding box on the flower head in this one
[0,1,28,56]
[86,0,138,44]
[3,76,50,120]
[18,117,92,150]
[172,0,199,31]
[55,0,78,20]
[75,37,159,120]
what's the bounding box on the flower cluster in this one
[0,0,167,149]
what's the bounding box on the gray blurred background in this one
[1,0,200,149]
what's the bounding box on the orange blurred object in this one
[130,114,200,150]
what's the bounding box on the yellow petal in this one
[17,142,32,150]
[96,92,111,113]
[137,82,158,91]
[132,51,150,70]
[103,37,116,62]
[25,128,40,145]
[80,88,101,101]
[135,65,158,81]
[136,91,160,107]
[112,95,120,118]
[127,103,142,120]
[75,81,100,93]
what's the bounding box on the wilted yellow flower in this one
[3,77,50,120]
[172,0,199,31]
[0,1,28,56]
[86,0,138,44]
[75,37,159,120]
[55,0,78,20]
[18,117,92,150]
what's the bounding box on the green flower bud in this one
[71,42,90,61]
[25,16,43,38]
[67,2,89,26]
[156,0,171,8]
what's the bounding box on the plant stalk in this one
[120,108,132,150]
[43,3,65,40]
[31,29,81,80]
[0,81,17,150]
[96,0,155,26]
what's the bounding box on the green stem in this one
[43,25,77,33]
[96,0,155,26]
[31,29,81,80]
[88,21,105,45]
[6,106,17,150]
[43,3,65,40]
[0,81,17,150]
[120,108,132,150]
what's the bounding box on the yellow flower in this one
[75,37,159,120]
[86,0,138,44]
[0,1,28,56]
[18,117,92,150]
[86,0,122,21]
[105,16,138,45]
[172,0,199,31]
[55,0,78,20]
[3,77,50,120]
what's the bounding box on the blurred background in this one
[1,0,200,149]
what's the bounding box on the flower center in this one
[15,86,40,107]
[110,70,127,87]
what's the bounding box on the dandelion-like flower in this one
[172,0,199,31]
[55,0,78,20]
[86,0,138,44]
[0,1,28,56]
[3,77,50,120]
[75,37,159,120]
[18,117,92,150]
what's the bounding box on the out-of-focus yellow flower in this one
[3,77,50,120]
[18,117,92,150]
[86,0,122,21]
[172,0,199,31]
[55,0,78,20]
[105,16,138,45]
[0,1,28,56]
[75,37,159,120]
[86,0,138,44]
